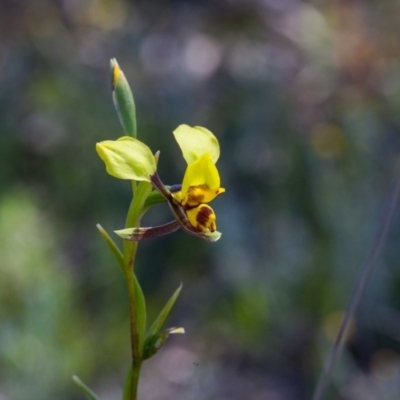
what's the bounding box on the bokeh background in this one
[2,0,400,399]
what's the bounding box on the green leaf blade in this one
[147,283,183,339]
[96,223,125,279]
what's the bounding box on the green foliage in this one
[143,284,183,359]
[0,190,89,399]
[146,284,182,339]
[96,223,125,277]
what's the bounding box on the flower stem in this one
[125,250,140,360]
[130,360,143,400]
[123,181,153,399]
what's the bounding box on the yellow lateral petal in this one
[96,136,156,181]
[181,185,225,206]
[173,124,220,164]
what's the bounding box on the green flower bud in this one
[110,58,137,138]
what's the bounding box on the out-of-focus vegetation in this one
[1,0,400,399]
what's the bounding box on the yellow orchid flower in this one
[170,125,225,233]
[96,124,225,242]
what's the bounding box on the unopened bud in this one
[110,58,137,137]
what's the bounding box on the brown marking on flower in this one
[196,206,216,232]
[185,184,208,205]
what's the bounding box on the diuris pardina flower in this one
[96,124,225,242]
[171,125,225,233]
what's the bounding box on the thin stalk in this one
[123,182,152,265]
[128,360,142,400]
[312,162,400,400]
[125,268,142,400]
[124,197,140,266]
[124,194,140,366]
[122,181,152,400]
[125,244,140,361]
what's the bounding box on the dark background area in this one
[1,0,400,399]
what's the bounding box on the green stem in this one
[125,249,140,361]
[122,181,152,400]
[123,182,151,265]
[130,360,142,400]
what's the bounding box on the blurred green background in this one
[1,0,400,399]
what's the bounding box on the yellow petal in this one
[96,136,156,181]
[186,185,225,205]
[181,153,220,195]
[173,124,220,164]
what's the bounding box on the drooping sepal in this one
[115,220,181,241]
[110,58,137,138]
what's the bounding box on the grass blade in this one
[72,375,100,400]
[312,164,400,400]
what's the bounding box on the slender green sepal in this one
[143,327,185,360]
[72,375,100,400]
[147,283,183,339]
[110,58,137,138]
[96,223,125,278]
